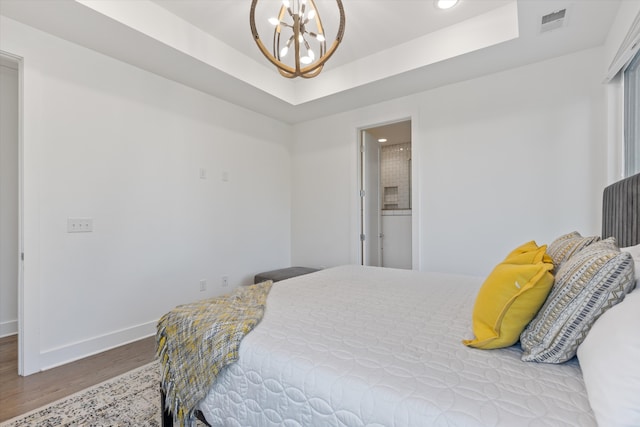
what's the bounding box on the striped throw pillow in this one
[546,231,600,269]
[520,238,635,363]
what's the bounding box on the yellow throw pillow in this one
[463,244,554,350]
[504,241,540,260]
[504,241,553,265]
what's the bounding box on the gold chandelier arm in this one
[299,65,324,79]
[250,0,296,75]
[278,68,297,78]
[293,13,301,75]
[272,6,285,61]
[308,0,324,38]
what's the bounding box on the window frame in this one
[624,50,640,177]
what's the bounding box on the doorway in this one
[0,53,20,367]
[359,120,412,269]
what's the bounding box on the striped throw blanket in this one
[156,281,273,426]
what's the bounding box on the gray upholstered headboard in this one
[602,172,640,247]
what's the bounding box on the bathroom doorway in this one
[359,120,412,269]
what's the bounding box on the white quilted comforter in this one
[199,265,595,426]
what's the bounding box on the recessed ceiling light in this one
[436,0,459,10]
[378,138,388,143]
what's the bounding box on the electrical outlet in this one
[221,276,229,287]
[67,217,93,233]
[199,279,207,292]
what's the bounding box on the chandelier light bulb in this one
[268,17,279,26]
[282,0,290,7]
[280,46,289,57]
[316,33,325,42]
[307,9,316,20]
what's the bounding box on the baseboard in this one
[39,320,157,371]
[0,319,18,338]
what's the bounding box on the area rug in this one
[0,362,206,427]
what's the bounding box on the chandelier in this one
[250,0,346,79]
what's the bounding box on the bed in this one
[158,172,640,427]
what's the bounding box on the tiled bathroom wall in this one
[381,142,411,210]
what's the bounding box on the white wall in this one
[292,47,607,277]
[0,17,292,374]
[0,58,19,338]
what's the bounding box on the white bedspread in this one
[199,265,595,426]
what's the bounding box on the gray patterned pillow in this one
[546,231,600,269]
[520,238,635,363]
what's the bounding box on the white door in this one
[361,130,381,266]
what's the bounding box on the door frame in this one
[0,50,25,375]
[356,116,418,269]
[359,129,382,266]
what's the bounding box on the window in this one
[624,50,640,176]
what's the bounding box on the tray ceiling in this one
[0,0,621,123]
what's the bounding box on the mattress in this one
[198,265,595,426]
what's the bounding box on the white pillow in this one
[621,244,640,288]
[577,288,640,427]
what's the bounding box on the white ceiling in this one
[153,0,513,70]
[366,120,413,147]
[0,0,622,124]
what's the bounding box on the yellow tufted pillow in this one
[463,242,554,349]
[504,240,553,265]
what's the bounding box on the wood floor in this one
[0,334,157,422]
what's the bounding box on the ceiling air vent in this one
[540,9,567,33]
